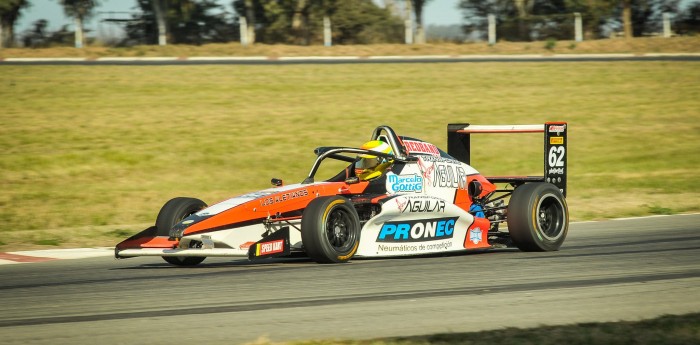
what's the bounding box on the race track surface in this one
[1,214,698,344]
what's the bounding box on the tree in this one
[59,0,97,48]
[605,0,683,38]
[622,0,632,37]
[0,0,28,48]
[127,0,233,45]
[564,0,617,39]
[460,0,629,41]
[243,0,256,43]
[326,0,403,44]
[151,0,168,45]
[411,0,432,43]
[676,0,700,35]
[512,0,534,40]
[233,0,401,45]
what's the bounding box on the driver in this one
[355,140,393,181]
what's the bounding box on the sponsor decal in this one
[377,240,453,253]
[548,124,567,134]
[419,156,462,164]
[403,140,441,156]
[417,158,469,190]
[396,197,446,213]
[387,173,423,193]
[417,159,435,185]
[549,137,564,145]
[433,163,468,189]
[377,217,458,242]
[548,167,565,175]
[469,228,483,244]
[259,189,309,206]
[256,239,284,256]
[240,191,277,199]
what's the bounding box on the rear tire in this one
[301,196,361,263]
[156,197,207,266]
[507,183,568,251]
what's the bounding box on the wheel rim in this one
[324,208,356,252]
[536,193,566,241]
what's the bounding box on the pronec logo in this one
[377,217,457,242]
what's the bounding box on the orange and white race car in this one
[115,123,569,265]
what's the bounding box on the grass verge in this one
[275,313,700,345]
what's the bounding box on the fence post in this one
[405,19,413,44]
[323,16,332,47]
[488,14,496,45]
[240,17,248,46]
[574,12,583,42]
[663,13,672,38]
[74,17,83,48]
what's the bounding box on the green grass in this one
[1,61,699,249]
[280,313,700,345]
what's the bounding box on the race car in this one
[115,123,569,265]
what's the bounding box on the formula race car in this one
[116,123,569,265]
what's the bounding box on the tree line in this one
[460,0,700,41]
[1,0,699,48]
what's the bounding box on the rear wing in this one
[447,122,567,197]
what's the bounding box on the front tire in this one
[301,196,361,263]
[507,183,569,251]
[156,197,207,266]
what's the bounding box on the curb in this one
[0,248,113,265]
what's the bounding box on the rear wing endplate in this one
[447,122,567,197]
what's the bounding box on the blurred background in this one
[2,0,699,48]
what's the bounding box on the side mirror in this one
[468,180,482,200]
[271,178,283,187]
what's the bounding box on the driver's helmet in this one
[355,140,393,181]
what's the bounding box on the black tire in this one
[156,197,207,266]
[507,183,569,252]
[301,196,361,263]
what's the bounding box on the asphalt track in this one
[1,214,699,344]
[1,54,700,65]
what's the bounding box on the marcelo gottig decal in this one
[377,217,458,242]
[386,173,423,193]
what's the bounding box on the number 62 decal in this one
[548,146,565,167]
